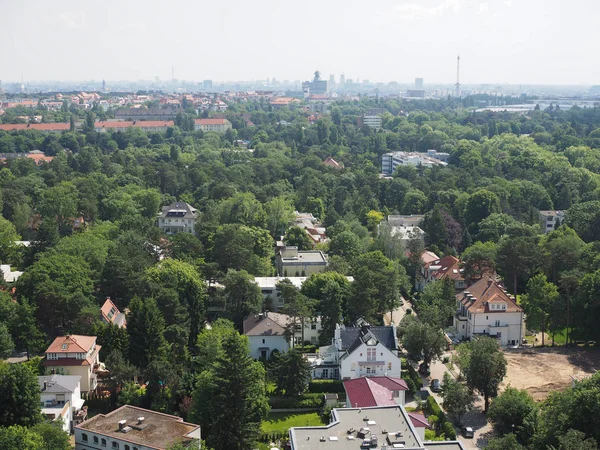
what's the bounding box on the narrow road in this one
[383,302,492,448]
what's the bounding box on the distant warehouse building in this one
[381,150,448,175]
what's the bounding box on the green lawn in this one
[549,328,573,345]
[261,412,324,434]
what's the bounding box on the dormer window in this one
[61,343,68,350]
[366,338,377,346]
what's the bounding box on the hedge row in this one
[425,396,456,440]
[259,431,287,442]
[269,393,323,409]
[308,380,345,393]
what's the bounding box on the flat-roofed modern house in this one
[75,405,201,450]
[289,405,466,450]
[43,335,102,392]
[157,202,198,235]
[275,246,328,277]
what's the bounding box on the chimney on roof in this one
[43,381,47,391]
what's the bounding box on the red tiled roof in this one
[407,412,429,428]
[428,255,464,282]
[458,277,523,313]
[0,123,70,132]
[46,335,96,354]
[422,251,439,264]
[344,377,409,409]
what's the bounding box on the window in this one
[322,369,329,378]
[61,343,68,350]
[311,323,317,330]
[94,437,99,444]
[56,394,65,405]
[262,339,265,344]
[495,320,500,327]
[47,353,58,360]
[367,348,376,361]
[82,433,88,442]
[112,442,119,449]
[102,438,107,447]
[125,446,130,450]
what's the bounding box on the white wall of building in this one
[454,311,524,346]
[247,335,291,360]
[339,342,401,380]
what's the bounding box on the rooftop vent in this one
[118,420,127,430]
[320,436,326,442]
[137,417,145,424]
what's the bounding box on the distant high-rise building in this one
[329,74,335,92]
[302,70,328,95]
[340,73,346,89]
[203,80,213,90]
[415,78,424,89]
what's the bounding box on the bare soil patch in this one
[502,347,600,401]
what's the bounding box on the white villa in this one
[309,321,400,380]
[453,277,525,347]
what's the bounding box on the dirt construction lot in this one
[501,347,600,401]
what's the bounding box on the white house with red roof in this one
[454,277,525,346]
[43,335,102,392]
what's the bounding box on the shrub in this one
[308,380,345,393]
[443,421,457,440]
[442,356,450,364]
[426,395,442,417]
[406,309,412,315]
[269,393,323,409]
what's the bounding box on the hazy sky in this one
[3,0,599,85]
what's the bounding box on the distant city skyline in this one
[2,0,599,85]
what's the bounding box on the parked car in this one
[431,379,442,393]
[462,426,474,438]
[418,363,430,376]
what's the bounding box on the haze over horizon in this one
[3,0,599,86]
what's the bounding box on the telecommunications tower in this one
[455,55,460,97]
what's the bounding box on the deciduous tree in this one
[465,337,507,412]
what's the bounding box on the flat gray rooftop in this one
[290,406,423,450]
[77,405,200,449]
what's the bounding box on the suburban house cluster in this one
[414,247,525,347]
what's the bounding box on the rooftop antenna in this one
[455,55,460,98]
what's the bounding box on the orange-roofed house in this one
[193,118,232,133]
[43,335,102,392]
[323,157,343,169]
[416,255,466,292]
[454,277,524,347]
[100,299,126,328]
